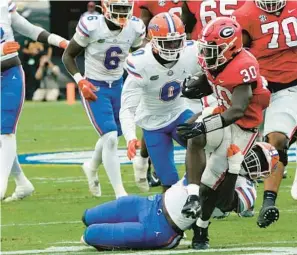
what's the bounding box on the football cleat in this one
[147,160,161,187]
[239,208,255,218]
[82,162,101,197]
[212,208,230,219]
[192,223,210,250]
[133,156,150,192]
[4,181,34,202]
[257,205,279,228]
[291,180,297,200]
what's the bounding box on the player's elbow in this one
[230,106,246,121]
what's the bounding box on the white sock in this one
[0,135,17,199]
[196,218,209,228]
[89,138,104,170]
[11,157,30,187]
[101,131,127,198]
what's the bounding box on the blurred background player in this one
[80,142,278,251]
[233,0,297,228]
[181,0,245,40]
[82,1,100,17]
[62,0,145,199]
[0,0,68,201]
[120,12,201,192]
[177,17,271,249]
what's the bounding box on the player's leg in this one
[0,66,29,200]
[290,132,297,200]
[143,129,179,190]
[81,79,126,198]
[258,88,297,227]
[4,157,34,202]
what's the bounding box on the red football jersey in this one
[135,0,183,17]
[187,0,245,40]
[233,1,297,83]
[204,49,271,129]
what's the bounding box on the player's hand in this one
[59,40,69,49]
[127,139,141,160]
[181,76,204,99]
[227,144,244,175]
[181,195,201,219]
[177,122,206,140]
[78,80,98,101]
[1,41,20,55]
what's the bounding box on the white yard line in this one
[2,246,297,255]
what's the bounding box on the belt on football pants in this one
[161,194,184,236]
[268,79,297,93]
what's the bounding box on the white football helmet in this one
[255,0,286,13]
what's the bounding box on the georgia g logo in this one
[219,27,235,38]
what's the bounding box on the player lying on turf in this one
[62,0,145,199]
[120,12,201,192]
[0,0,68,202]
[80,138,278,251]
[177,17,271,249]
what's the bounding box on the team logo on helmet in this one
[148,24,160,31]
[219,27,235,38]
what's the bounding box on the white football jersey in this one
[120,41,201,142]
[73,14,145,81]
[0,0,17,61]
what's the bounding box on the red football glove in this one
[2,41,20,55]
[127,139,141,160]
[78,79,98,101]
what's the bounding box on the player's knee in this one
[102,131,118,150]
[265,133,289,166]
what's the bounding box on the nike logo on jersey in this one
[288,9,295,13]
[219,79,224,84]
[150,75,159,80]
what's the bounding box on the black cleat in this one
[147,159,161,187]
[192,223,210,250]
[257,205,279,228]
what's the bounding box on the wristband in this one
[48,33,66,47]
[187,184,200,196]
[203,114,225,133]
[73,73,83,84]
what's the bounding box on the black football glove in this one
[181,73,212,100]
[177,122,206,140]
[181,195,201,219]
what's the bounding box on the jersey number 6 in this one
[160,81,181,102]
[104,46,122,70]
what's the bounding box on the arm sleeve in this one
[120,75,143,144]
[10,11,44,41]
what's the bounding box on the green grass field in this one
[1,102,297,255]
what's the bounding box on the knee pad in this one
[264,135,289,166]
[102,131,118,150]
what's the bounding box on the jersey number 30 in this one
[160,81,181,102]
[104,46,122,70]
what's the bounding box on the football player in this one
[181,0,245,40]
[80,141,278,250]
[62,0,145,199]
[177,17,271,249]
[120,12,200,191]
[0,0,68,201]
[233,0,297,227]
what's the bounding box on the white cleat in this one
[80,235,88,246]
[82,162,101,197]
[4,181,34,202]
[291,180,297,200]
[133,156,149,192]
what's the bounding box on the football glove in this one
[181,195,201,219]
[177,122,206,140]
[78,79,98,101]
[1,41,20,56]
[127,139,141,160]
[227,144,244,175]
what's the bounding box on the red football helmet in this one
[255,0,286,13]
[242,142,279,180]
[147,12,186,61]
[197,17,242,70]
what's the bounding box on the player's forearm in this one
[35,67,44,80]
[119,108,137,144]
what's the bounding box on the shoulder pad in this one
[125,48,147,79]
[77,14,102,37]
[129,16,146,35]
